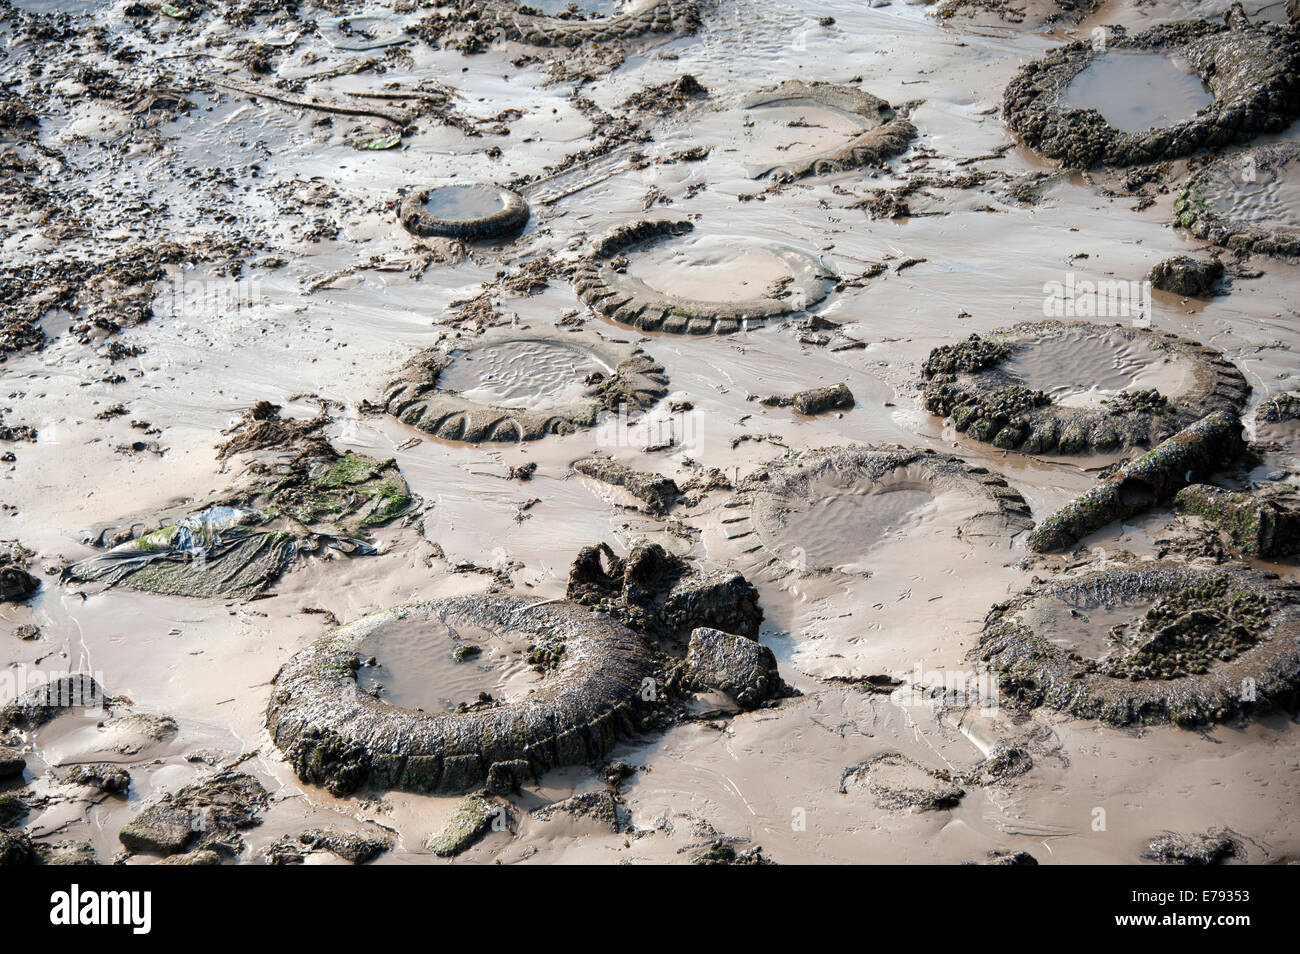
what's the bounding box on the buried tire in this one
[1173,143,1300,257]
[398,183,530,240]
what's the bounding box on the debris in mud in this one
[922,322,1249,455]
[759,381,855,416]
[839,753,966,812]
[1003,9,1300,168]
[64,763,131,795]
[1028,411,1245,553]
[532,790,627,833]
[742,81,917,181]
[267,596,660,796]
[690,839,775,865]
[566,541,764,640]
[268,827,392,865]
[67,404,416,599]
[1174,142,1300,257]
[974,562,1300,726]
[572,219,836,335]
[977,850,1039,865]
[118,770,268,857]
[0,827,36,866]
[1174,483,1300,558]
[1142,829,1240,865]
[681,626,793,710]
[1147,256,1224,298]
[427,793,507,857]
[383,329,667,442]
[573,457,679,514]
[398,183,530,241]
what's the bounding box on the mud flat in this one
[922,321,1249,454]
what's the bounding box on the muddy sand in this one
[1,0,1299,867]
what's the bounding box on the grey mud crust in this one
[742,81,917,180]
[1002,12,1300,168]
[398,184,529,240]
[1173,143,1300,257]
[485,0,701,48]
[973,563,1300,726]
[723,445,1034,576]
[382,327,668,442]
[921,321,1249,455]
[266,596,660,796]
[572,219,836,335]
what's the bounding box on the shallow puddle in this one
[436,338,609,408]
[1205,161,1300,230]
[1019,595,1157,661]
[354,617,537,713]
[740,102,871,177]
[627,235,808,303]
[525,0,622,14]
[422,184,510,220]
[1061,52,1212,134]
[1004,331,1194,408]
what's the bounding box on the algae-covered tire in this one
[486,0,701,48]
[1002,16,1300,168]
[382,327,668,443]
[921,320,1249,455]
[1173,143,1300,257]
[572,219,836,335]
[720,444,1034,575]
[398,184,530,240]
[742,81,917,181]
[973,563,1300,726]
[266,596,660,796]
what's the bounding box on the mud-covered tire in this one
[1173,143,1300,257]
[398,184,530,240]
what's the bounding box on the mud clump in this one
[572,219,836,335]
[1175,483,1300,557]
[973,562,1300,726]
[922,322,1249,455]
[0,828,36,866]
[1003,11,1300,168]
[682,627,793,710]
[1174,142,1300,257]
[0,541,38,603]
[1029,411,1245,552]
[1147,256,1224,297]
[573,457,679,514]
[566,542,763,640]
[428,793,507,857]
[760,382,855,416]
[268,827,392,865]
[0,674,107,730]
[1143,829,1240,865]
[839,753,966,812]
[118,771,268,857]
[267,596,660,796]
[383,329,668,443]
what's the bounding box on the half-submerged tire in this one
[973,563,1300,726]
[382,327,668,442]
[1173,143,1300,257]
[486,0,701,48]
[572,219,836,335]
[922,321,1249,455]
[1003,12,1300,168]
[266,596,659,795]
[398,184,529,240]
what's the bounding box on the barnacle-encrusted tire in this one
[486,0,701,47]
[721,445,1034,575]
[1173,143,1300,257]
[266,596,660,795]
[972,564,1300,726]
[398,184,530,240]
[921,321,1249,455]
[382,327,668,442]
[572,219,836,335]
[1002,17,1300,168]
[743,81,917,180]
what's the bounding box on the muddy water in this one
[422,185,511,221]
[1004,330,1196,407]
[2,0,1300,866]
[436,339,609,408]
[1060,52,1212,134]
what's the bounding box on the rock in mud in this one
[683,627,791,710]
[267,596,660,796]
[383,328,668,443]
[973,561,1300,726]
[65,763,130,795]
[0,792,28,827]
[118,770,267,857]
[1147,256,1223,297]
[922,322,1249,455]
[761,382,855,415]
[427,794,505,858]
[1143,830,1240,865]
[157,849,222,866]
[0,674,107,730]
[1174,143,1300,257]
[1003,10,1300,168]
[0,749,23,779]
[691,840,774,865]
[1028,411,1245,552]
[839,753,966,812]
[0,541,38,603]
[981,850,1040,865]
[531,790,626,833]
[566,541,763,639]
[295,827,391,865]
[572,219,836,335]
[37,841,97,866]
[1175,483,1300,557]
[741,81,917,180]
[0,827,35,865]
[573,457,679,514]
